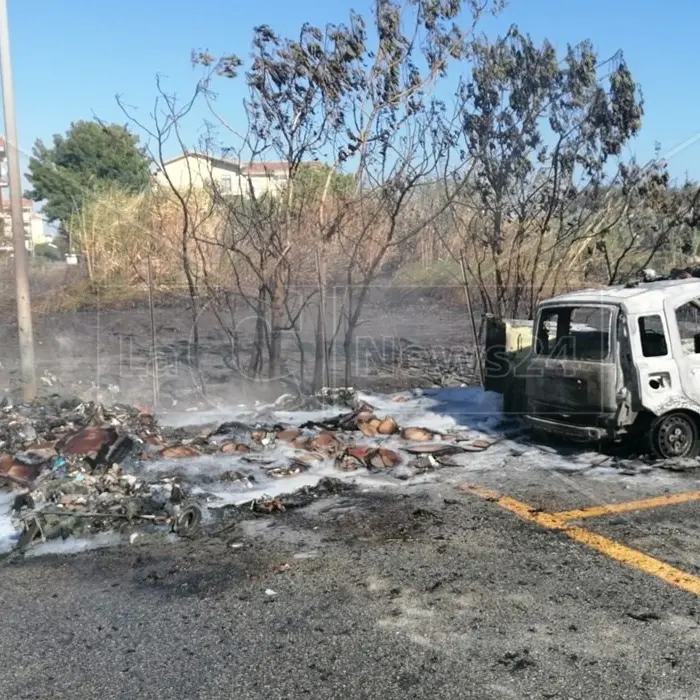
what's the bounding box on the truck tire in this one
[649,411,700,459]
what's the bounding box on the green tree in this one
[25,120,151,232]
[288,164,355,205]
[33,241,65,261]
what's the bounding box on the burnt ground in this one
[3,472,700,700]
[2,293,700,699]
[0,289,476,408]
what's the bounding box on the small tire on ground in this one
[649,411,700,459]
[172,502,202,538]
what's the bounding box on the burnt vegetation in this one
[19,0,700,395]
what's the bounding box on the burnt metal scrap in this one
[0,397,204,554]
[0,389,496,556]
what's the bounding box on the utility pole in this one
[0,0,35,400]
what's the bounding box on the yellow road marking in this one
[457,484,700,597]
[553,491,700,522]
[458,484,567,529]
[564,526,700,594]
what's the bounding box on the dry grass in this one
[0,184,680,321]
[34,278,152,313]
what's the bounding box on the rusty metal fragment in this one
[309,431,338,450]
[337,445,401,470]
[403,443,465,456]
[358,419,381,437]
[220,442,251,454]
[160,445,201,459]
[0,453,43,484]
[276,427,302,442]
[378,417,399,435]
[374,447,402,468]
[401,426,435,442]
[60,426,118,459]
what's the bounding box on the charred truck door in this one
[614,311,638,427]
[525,304,620,441]
[629,310,680,415]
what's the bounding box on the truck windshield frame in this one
[533,304,615,362]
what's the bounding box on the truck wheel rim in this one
[658,416,694,457]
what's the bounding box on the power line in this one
[661,130,700,163]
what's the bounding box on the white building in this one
[0,197,46,250]
[153,153,294,199]
[0,136,46,252]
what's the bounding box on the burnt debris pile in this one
[0,390,496,555]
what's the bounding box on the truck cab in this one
[485,279,700,459]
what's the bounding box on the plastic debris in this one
[0,387,497,556]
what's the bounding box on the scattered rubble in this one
[245,477,357,513]
[0,388,498,557]
[0,385,694,558]
[0,397,204,555]
[272,387,360,412]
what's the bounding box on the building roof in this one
[0,197,33,211]
[542,279,700,315]
[240,161,289,176]
[159,152,238,170]
[159,152,316,177]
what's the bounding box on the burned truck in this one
[485,278,700,459]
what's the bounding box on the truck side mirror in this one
[694,332,700,354]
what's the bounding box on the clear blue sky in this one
[6,0,700,182]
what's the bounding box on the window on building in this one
[675,299,700,354]
[638,315,668,357]
[534,306,612,361]
[218,176,232,194]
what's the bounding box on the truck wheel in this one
[650,412,699,459]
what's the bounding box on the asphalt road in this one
[3,463,700,700]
